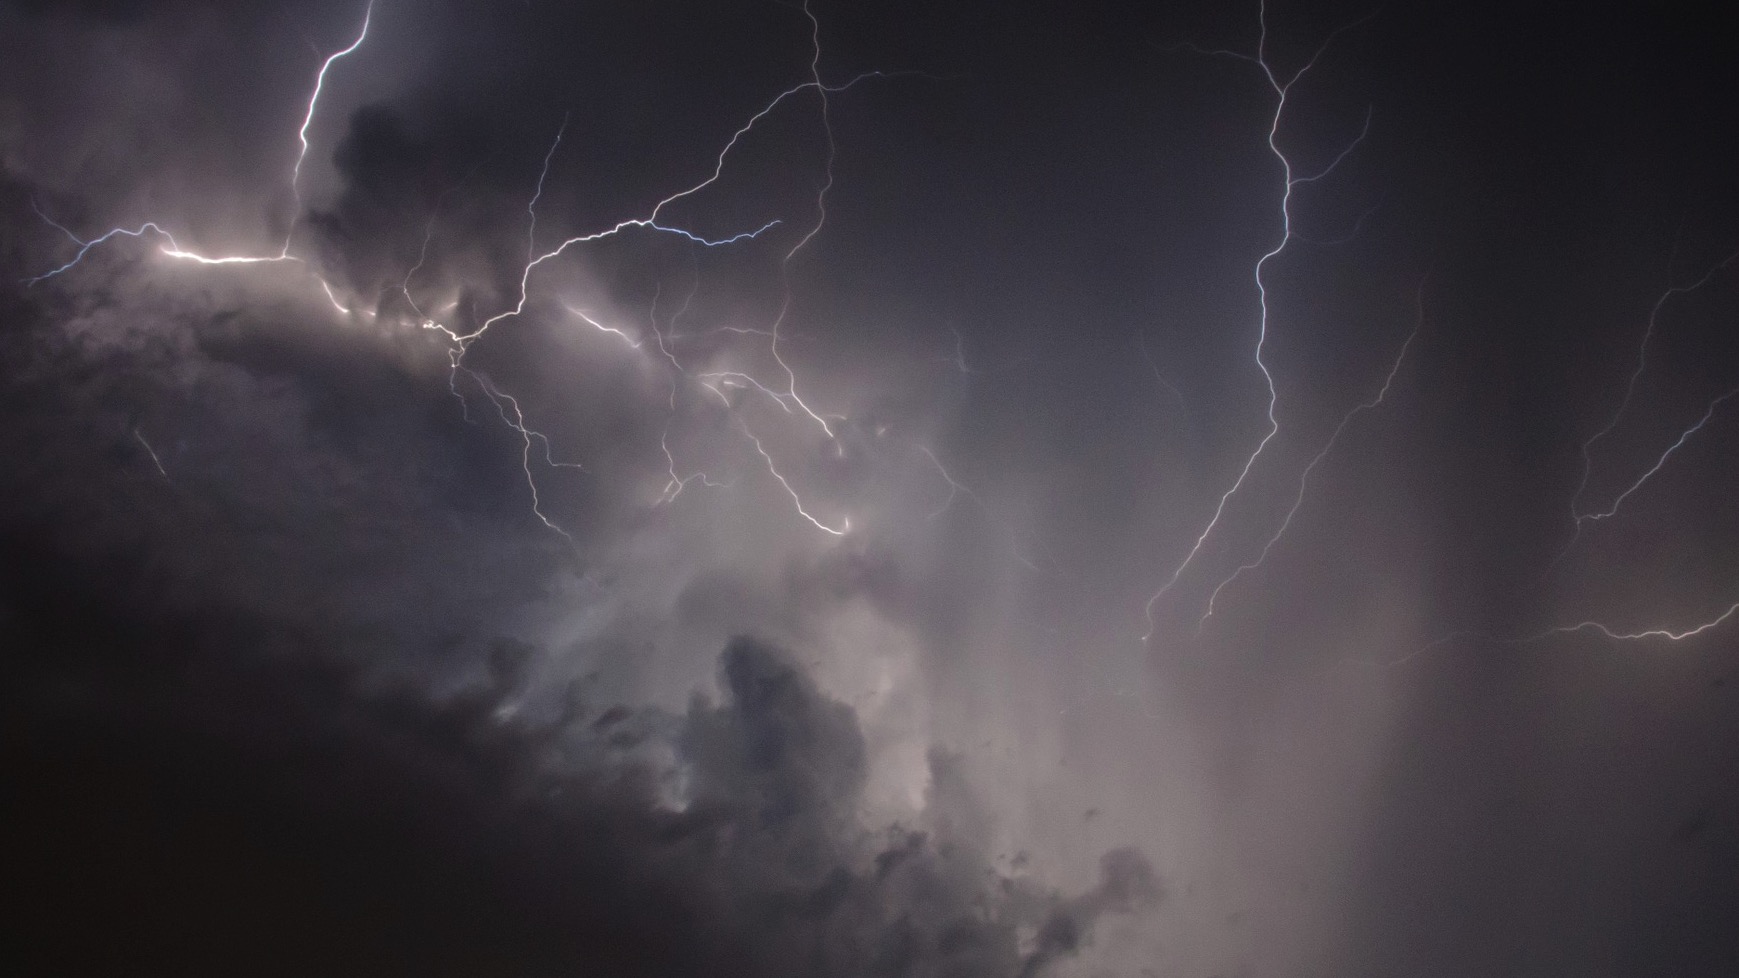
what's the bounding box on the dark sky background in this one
[4,1,1739,975]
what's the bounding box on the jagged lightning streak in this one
[30,200,86,247]
[476,49,918,541]
[942,326,973,375]
[754,0,844,444]
[1390,599,1739,668]
[402,217,442,321]
[25,221,298,287]
[400,169,487,323]
[26,223,171,286]
[133,427,170,482]
[1573,385,1739,526]
[1198,310,1420,629]
[786,0,835,263]
[1556,246,1739,559]
[469,60,911,353]
[434,7,897,535]
[646,276,731,505]
[527,112,570,262]
[563,304,645,351]
[282,0,373,257]
[1142,3,1374,641]
[1135,331,1185,407]
[473,374,584,541]
[656,429,730,506]
[703,3,906,449]
[27,3,373,286]
[742,424,848,536]
[410,119,778,520]
[440,215,780,345]
[37,1,884,542]
[318,278,352,314]
[423,139,610,535]
[921,446,1042,572]
[425,49,889,537]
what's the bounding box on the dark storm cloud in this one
[7,0,1739,975]
[3,548,1158,976]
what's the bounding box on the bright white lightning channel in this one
[28,2,901,543]
[133,427,171,482]
[27,2,373,293]
[1392,599,1739,669]
[282,1,373,257]
[1142,2,1375,641]
[408,16,904,540]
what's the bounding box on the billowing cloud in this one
[5,0,1739,975]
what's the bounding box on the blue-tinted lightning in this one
[1143,2,1374,641]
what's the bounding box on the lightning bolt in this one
[1575,385,1739,526]
[1555,246,1739,560]
[656,428,731,506]
[921,447,1042,573]
[1135,331,1185,407]
[317,277,352,315]
[755,0,846,445]
[1198,295,1421,630]
[30,199,87,246]
[562,304,646,351]
[527,112,569,263]
[1541,603,1739,643]
[26,3,375,288]
[133,427,171,483]
[1143,3,1375,641]
[28,3,932,545]
[426,81,890,354]
[26,222,174,286]
[743,424,848,536]
[1391,599,1739,669]
[282,0,373,257]
[410,14,910,540]
[473,373,584,541]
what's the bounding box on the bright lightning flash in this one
[1143,1,1375,641]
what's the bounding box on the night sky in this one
[4,1,1739,975]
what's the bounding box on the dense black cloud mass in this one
[3,570,1156,975]
[4,0,1739,975]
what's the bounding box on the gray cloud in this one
[5,0,1739,975]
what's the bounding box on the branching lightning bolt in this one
[1556,246,1739,560]
[28,3,922,544]
[755,0,847,445]
[474,374,584,541]
[412,36,902,539]
[30,199,87,247]
[1143,3,1374,641]
[1539,603,1739,643]
[657,429,731,506]
[27,2,374,289]
[1577,386,1739,525]
[921,446,1042,572]
[1372,223,1739,672]
[1198,299,1420,630]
